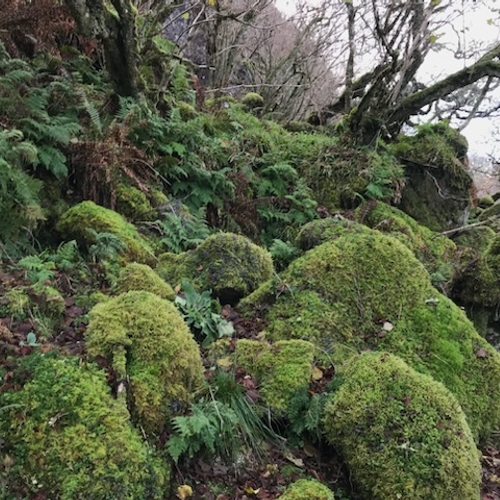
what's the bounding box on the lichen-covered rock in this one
[247,230,500,439]
[234,339,315,412]
[324,352,480,500]
[116,262,175,301]
[278,479,334,500]
[0,352,168,499]
[158,232,274,305]
[56,201,156,264]
[86,291,204,435]
[390,122,473,231]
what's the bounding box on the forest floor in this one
[1,267,500,500]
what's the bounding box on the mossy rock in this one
[86,291,204,435]
[278,479,334,500]
[241,92,264,109]
[247,230,500,439]
[478,195,495,209]
[0,352,168,499]
[234,339,315,412]
[357,201,458,289]
[177,101,199,120]
[295,216,371,251]
[453,225,495,251]
[115,262,175,301]
[57,201,156,265]
[116,184,153,221]
[324,352,480,500]
[391,122,473,231]
[158,232,274,305]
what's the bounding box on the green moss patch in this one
[57,200,156,264]
[234,339,315,412]
[324,352,480,500]
[0,352,168,499]
[278,479,334,500]
[115,262,175,301]
[158,232,273,305]
[86,290,204,435]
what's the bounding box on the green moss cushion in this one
[0,352,168,499]
[115,262,175,301]
[324,352,480,500]
[278,479,334,500]
[86,290,204,435]
[57,200,156,264]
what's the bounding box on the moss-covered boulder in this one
[245,230,500,439]
[234,339,315,412]
[324,352,480,500]
[86,291,204,435]
[56,201,156,264]
[357,201,458,290]
[115,262,175,301]
[478,195,495,209]
[390,122,473,231]
[0,352,168,499]
[278,479,334,500]
[158,232,273,305]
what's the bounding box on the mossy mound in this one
[248,230,500,439]
[234,339,315,412]
[324,352,480,500]
[115,262,175,301]
[478,195,495,209]
[295,216,370,251]
[116,184,154,221]
[241,92,264,110]
[0,352,168,499]
[278,479,334,500]
[478,200,500,221]
[86,291,204,435]
[390,122,473,231]
[453,225,495,252]
[158,232,273,305]
[56,201,156,265]
[357,201,457,289]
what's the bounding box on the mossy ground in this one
[85,290,204,435]
[324,352,480,500]
[0,352,169,499]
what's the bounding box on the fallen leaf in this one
[216,357,233,368]
[284,452,304,468]
[383,321,394,332]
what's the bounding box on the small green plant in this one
[17,255,55,285]
[174,280,234,348]
[167,370,281,463]
[19,332,39,347]
[86,229,128,264]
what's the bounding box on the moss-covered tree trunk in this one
[64,0,140,97]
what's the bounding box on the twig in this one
[434,216,498,238]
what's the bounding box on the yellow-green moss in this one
[116,184,153,220]
[478,195,495,209]
[454,226,495,251]
[295,217,371,251]
[324,352,480,500]
[358,201,458,290]
[234,339,315,412]
[115,262,175,301]
[86,291,204,435]
[56,201,156,265]
[254,230,500,439]
[0,352,168,499]
[241,92,264,109]
[278,479,334,500]
[158,232,274,305]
